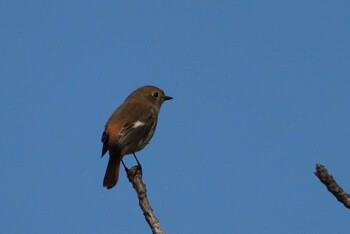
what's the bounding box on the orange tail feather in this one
[103,156,121,189]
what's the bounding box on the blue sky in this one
[1,1,350,233]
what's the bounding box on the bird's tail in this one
[103,156,121,189]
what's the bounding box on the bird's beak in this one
[163,95,173,101]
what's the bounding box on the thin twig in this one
[125,166,165,234]
[314,164,350,209]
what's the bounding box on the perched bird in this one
[101,85,172,189]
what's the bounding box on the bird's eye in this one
[152,92,159,98]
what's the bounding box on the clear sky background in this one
[1,1,350,233]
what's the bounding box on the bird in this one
[101,85,172,189]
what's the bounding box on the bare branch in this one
[314,164,350,209]
[125,166,165,234]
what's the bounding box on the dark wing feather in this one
[116,114,156,155]
[101,128,109,157]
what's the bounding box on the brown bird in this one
[101,85,172,189]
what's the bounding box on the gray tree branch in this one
[125,165,165,234]
[314,163,350,209]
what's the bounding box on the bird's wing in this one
[116,113,157,154]
[101,128,109,157]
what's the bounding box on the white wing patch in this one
[133,120,145,128]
